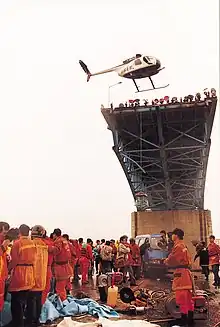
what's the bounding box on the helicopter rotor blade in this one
[79,60,92,81]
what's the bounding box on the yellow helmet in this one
[31,225,45,238]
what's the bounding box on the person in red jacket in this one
[208,235,220,287]
[79,242,93,284]
[129,238,141,280]
[52,229,73,301]
[63,234,76,294]
[0,222,10,312]
[41,231,54,304]
[164,228,194,326]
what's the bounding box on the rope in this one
[213,322,220,327]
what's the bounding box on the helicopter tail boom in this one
[79,60,92,82]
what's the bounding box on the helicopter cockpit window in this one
[134,59,142,65]
[143,56,152,64]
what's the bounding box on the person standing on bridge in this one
[164,228,194,326]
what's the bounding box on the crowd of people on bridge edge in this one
[0,221,219,327]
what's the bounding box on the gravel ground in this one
[42,273,220,327]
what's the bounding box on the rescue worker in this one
[26,225,48,327]
[87,238,94,277]
[42,231,54,304]
[129,238,141,280]
[52,229,73,301]
[194,241,209,281]
[79,242,93,284]
[208,235,220,287]
[49,233,56,293]
[63,234,76,294]
[8,224,36,327]
[164,228,194,326]
[0,222,10,312]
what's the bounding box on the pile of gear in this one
[97,271,210,325]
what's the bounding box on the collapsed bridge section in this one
[101,93,217,211]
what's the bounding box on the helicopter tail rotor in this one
[79,60,92,82]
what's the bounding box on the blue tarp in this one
[40,295,119,324]
[0,293,119,326]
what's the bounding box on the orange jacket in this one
[53,236,73,281]
[87,244,94,261]
[208,243,220,265]
[130,244,141,266]
[80,244,93,260]
[68,241,76,266]
[165,240,193,291]
[42,237,54,267]
[71,240,80,261]
[9,236,36,292]
[32,238,48,291]
[0,235,8,281]
[53,236,71,263]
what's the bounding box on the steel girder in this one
[102,98,217,210]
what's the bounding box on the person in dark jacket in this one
[167,232,174,253]
[194,241,209,280]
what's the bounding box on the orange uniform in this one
[208,243,220,265]
[71,240,80,265]
[8,236,36,292]
[130,243,141,266]
[0,236,8,311]
[53,236,73,301]
[41,237,54,304]
[79,244,93,284]
[68,241,76,268]
[166,240,194,315]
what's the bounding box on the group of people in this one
[194,235,220,286]
[0,220,219,327]
[164,230,220,326]
[0,223,143,327]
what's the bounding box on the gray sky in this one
[0,0,219,240]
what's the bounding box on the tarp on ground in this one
[0,294,119,326]
[57,317,161,327]
[40,295,119,324]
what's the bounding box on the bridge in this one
[101,91,217,211]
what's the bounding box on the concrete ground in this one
[46,273,220,327]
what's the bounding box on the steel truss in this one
[103,98,217,211]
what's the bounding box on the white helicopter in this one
[79,54,169,92]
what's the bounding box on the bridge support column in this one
[131,209,212,255]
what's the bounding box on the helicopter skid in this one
[136,84,170,93]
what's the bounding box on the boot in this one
[175,313,188,326]
[188,311,195,326]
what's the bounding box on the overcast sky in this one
[0,0,219,240]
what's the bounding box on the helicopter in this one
[79,54,169,93]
